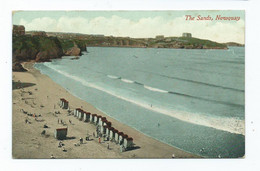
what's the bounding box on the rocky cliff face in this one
[12,62,27,72]
[64,44,81,56]
[12,35,83,71]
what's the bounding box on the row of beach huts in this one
[58,98,134,151]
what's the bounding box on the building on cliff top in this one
[26,31,47,37]
[13,25,25,36]
[182,33,192,38]
[155,35,164,40]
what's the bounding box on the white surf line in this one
[121,78,134,83]
[107,75,119,79]
[44,64,245,135]
[143,85,168,93]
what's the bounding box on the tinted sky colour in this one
[13,11,245,44]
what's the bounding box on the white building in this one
[182,33,192,38]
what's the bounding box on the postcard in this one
[12,10,245,159]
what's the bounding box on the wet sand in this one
[12,61,198,159]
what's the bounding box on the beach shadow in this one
[12,81,36,90]
[126,146,141,152]
[66,136,76,140]
[86,139,94,141]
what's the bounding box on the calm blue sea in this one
[34,46,245,158]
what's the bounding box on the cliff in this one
[59,39,82,56]
[13,35,64,63]
[12,35,83,71]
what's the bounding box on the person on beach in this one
[99,137,101,143]
[107,143,110,150]
[80,137,83,144]
[69,120,72,124]
[50,154,55,159]
[58,119,59,124]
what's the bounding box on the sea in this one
[34,46,245,158]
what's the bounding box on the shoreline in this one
[12,61,199,159]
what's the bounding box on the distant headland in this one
[13,25,242,71]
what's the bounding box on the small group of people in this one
[58,141,66,152]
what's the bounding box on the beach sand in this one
[12,62,198,159]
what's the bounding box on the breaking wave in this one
[121,78,134,83]
[107,75,120,79]
[144,85,168,93]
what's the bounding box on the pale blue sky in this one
[13,10,245,43]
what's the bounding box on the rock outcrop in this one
[12,35,81,71]
[12,62,27,72]
[64,45,81,56]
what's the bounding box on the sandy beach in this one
[12,61,198,159]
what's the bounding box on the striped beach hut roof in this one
[106,121,112,127]
[118,132,124,136]
[108,127,114,131]
[122,134,128,138]
[101,117,106,120]
[85,112,91,115]
[76,108,81,111]
[91,114,98,117]
[56,127,68,131]
[127,137,133,141]
[114,129,119,133]
[97,115,102,118]
[60,98,68,103]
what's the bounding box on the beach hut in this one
[105,126,111,137]
[109,127,115,141]
[60,98,69,109]
[122,134,129,147]
[93,114,101,125]
[74,109,77,116]
[103,120,112,127]
[90,114,97,123]
[124,137,133,150]
[74,108,80,117]
[59,98,65,108]
[54,127,68,140]
[83,112,91,122]
[63,99,69,109]
[114,129,119,143]
[101,125,107,135]
[99,117,107,126]
[96,115,102,125]
[76,109,81,118]
[78,109,84,120]
[118,132,124,144]
[89,114,93,123]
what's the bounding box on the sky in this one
[13,11,245,44]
